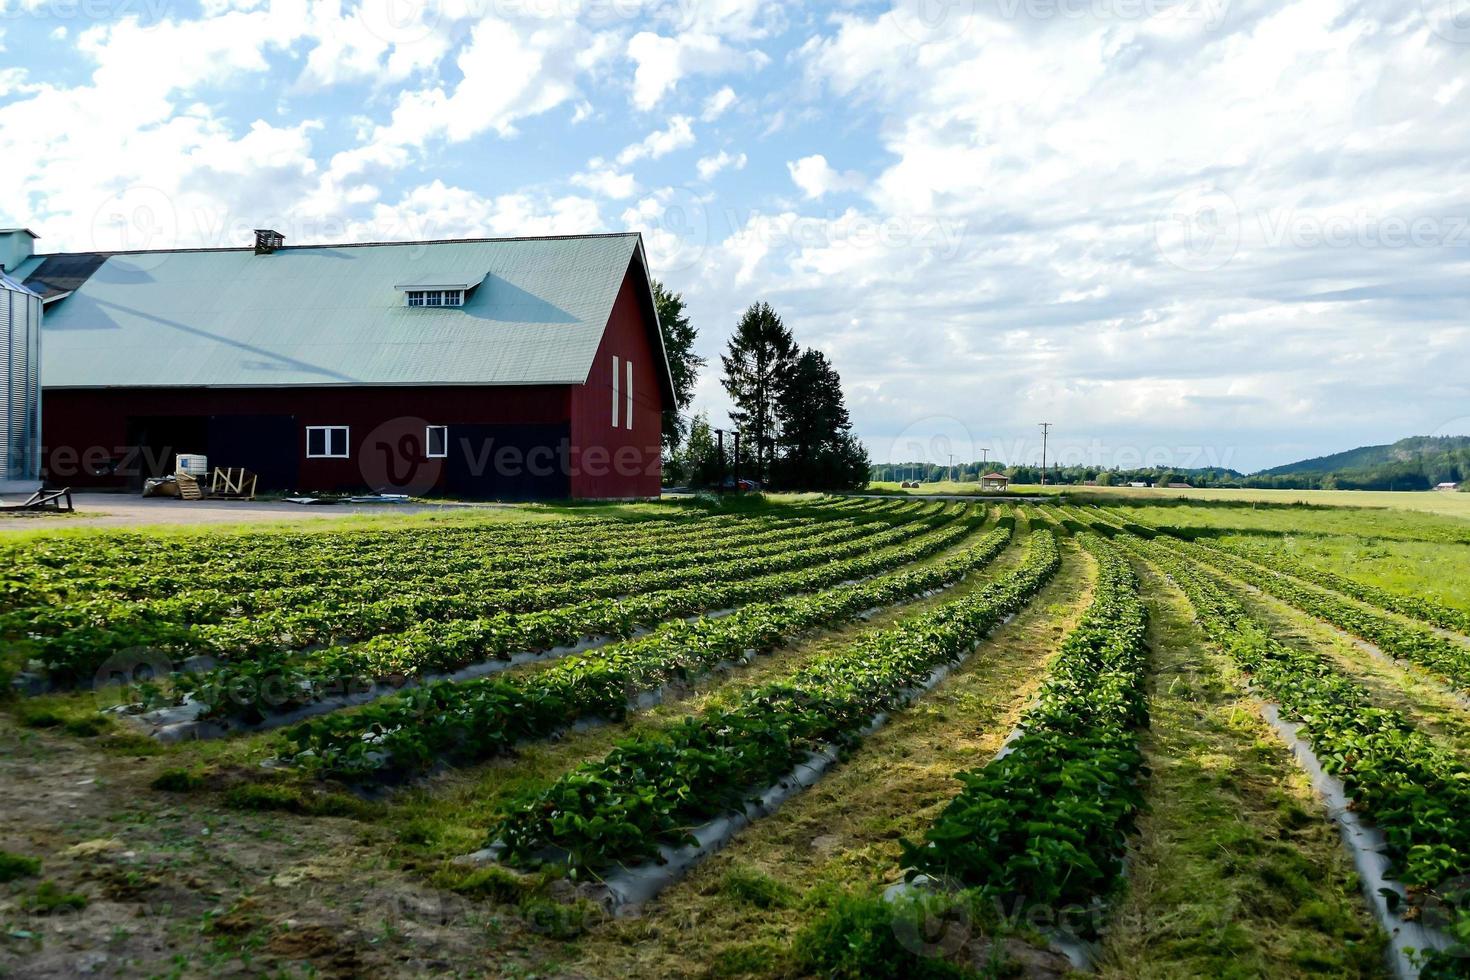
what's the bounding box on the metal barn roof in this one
[34,233,660,390]
[0,270,39,296]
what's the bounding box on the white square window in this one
[306,425,349,459]
[426,425,448,458]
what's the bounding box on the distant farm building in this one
[980,472,1010,491]
[1167,482,1193,489]
[10,229,673,500]
[1437,482,1461,492]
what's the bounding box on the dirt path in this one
[0,720,513,978]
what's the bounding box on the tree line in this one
[871,459,1470,491]
[653,285,869,492]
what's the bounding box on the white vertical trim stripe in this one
[611,355,620,429]
[626,359,634,430]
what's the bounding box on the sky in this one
[2,0,1468,473]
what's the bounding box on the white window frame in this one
[406,289,464,308]
[611,354,620,428]
[306,425,350,459]
[625,358,634,430]
[425,425,448,459]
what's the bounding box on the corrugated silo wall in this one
[2,283,41,482]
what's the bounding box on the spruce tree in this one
[720,302,796,483]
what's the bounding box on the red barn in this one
[16,230,672,500]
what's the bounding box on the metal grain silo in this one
[0,268,41,490]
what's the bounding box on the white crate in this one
[176,454,209,477]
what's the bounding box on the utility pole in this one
[1038,423,1053,487]
[715,429,726,492]
[733,431,742,489]
[979,448,989,470]
[948,453,956,484]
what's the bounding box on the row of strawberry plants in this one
[1134,535,1470,970]
[188,513,982,723]
[1212,540,1470,638]
[899,532,1149,917]
[27,511,942,686]
[283,519,1015,778]
[7,509,911,667]
[1167,537,1470,694]
[0,508,846,608]
[16,498,919,606]
[487,530,1061,876]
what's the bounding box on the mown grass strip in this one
[1174,537,1470,694]
[1213,540,1470,638]
[1097,563,1384,978]
[1132,535,1470,973]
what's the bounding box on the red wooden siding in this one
[42,385,574,497]
[567,264,664,499]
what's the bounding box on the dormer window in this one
[406,289,463,308]
[395,279,478,308]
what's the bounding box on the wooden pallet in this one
[176,474,203,500]
[210,467,258,500]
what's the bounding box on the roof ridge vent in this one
[254,229,285,255]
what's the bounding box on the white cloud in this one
[351,181,605,241]
[322,15,594,190]
[786,154,865,199]
[615,115,696,165]
[571,167,639,199]
[697,150,747,180]
[0,67,29,97]
[702,85,738,120]
[627,30,768,110]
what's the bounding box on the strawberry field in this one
[1,495,1468,978]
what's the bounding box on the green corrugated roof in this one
[40,233,645,389]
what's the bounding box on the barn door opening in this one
[207,414,299,492]
[124,416,209,491]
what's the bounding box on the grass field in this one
[1,493,1467,977]
[869,480,1470,519]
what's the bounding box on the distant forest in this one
[870,436,1470,491]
